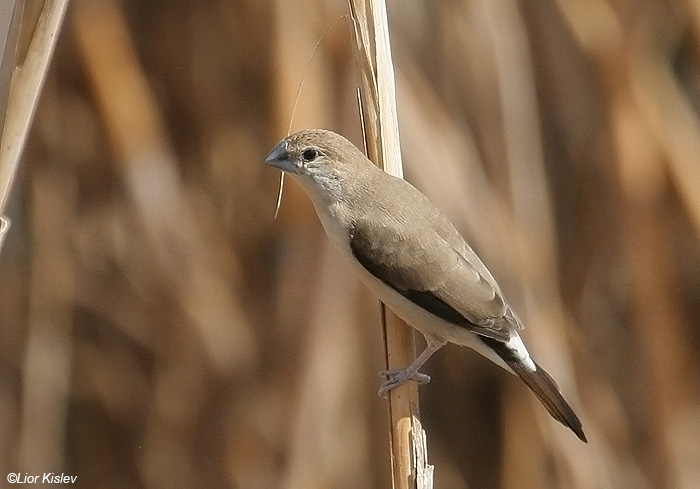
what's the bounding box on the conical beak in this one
[264,140,296,173]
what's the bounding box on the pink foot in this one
[378,368,431,397]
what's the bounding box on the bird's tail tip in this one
[481,336,587,442]
[517,361,587,443]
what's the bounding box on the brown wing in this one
[349,216,519,342]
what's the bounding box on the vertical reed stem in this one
[348,1,433,487]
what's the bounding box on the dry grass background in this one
[1,0,700,488]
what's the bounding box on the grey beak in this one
[264,140,295,173]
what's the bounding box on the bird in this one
[265,128,587,442]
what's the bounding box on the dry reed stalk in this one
[72,0,255,375]
[0,1,23,139]
[482,3,593,486]
[20,134,77,473]
[0,0,70,254]
[348,1,433,488]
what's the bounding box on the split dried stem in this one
[348,1,432,488]
[0,0,70,254]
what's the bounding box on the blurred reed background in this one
[1,0,700,488]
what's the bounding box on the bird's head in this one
[265,129,371,195]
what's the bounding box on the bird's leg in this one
[378,335,447,397]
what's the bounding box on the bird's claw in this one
[377,368,431,397]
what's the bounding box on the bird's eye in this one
[302,148,319,162]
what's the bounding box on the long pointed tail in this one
[481,337,587,442]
